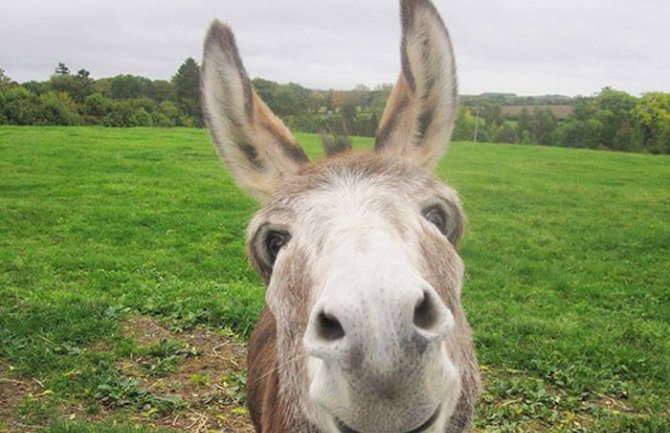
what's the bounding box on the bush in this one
[83,93,111,118]
[104,101,134,127]
[0,86,40,125]
[553,118,603,149]
[494,122,519,144]
[37,92,79,125]
[129,108,153,127]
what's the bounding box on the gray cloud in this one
[1,0,668,96]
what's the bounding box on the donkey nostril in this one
[413,291,438,330]
[317,311,345,341]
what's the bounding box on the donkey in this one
[200,1,479,432]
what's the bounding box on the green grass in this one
[0,126,668,432]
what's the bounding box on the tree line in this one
[1,61,669,154]
[0,59,202,127]
[456,89,670,154]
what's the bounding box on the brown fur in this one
[201,1,479,432]
[243,153,479,433]
[247,308,298,433]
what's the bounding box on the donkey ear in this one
[201,20,310,201]
[375,0,457,171]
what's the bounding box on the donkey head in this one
[201,1,479,432]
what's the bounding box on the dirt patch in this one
[119,315,255,433]
[0,361,48,431]
[122,315,175,346]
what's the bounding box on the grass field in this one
[1,126,669,433]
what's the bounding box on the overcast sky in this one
[1,0,668,96]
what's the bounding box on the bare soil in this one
[119,315,255,433]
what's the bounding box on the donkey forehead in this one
[258,155,449,228]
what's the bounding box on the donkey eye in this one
[265,230,290,265]
[251,224,292,276]
[422,205,448,235]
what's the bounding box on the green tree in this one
[172,57,202,126]
[553,118,603,148]
[158,100,180,125]
[54,62,70,76]
[150,80,175,102]
[104,100,134,127]
[37,92,78,125]
[370,84,393,116]
[530,108,557,145]
[494,122,519,143]
[633,92,670,154]
[593,88,637,151]
[517,107,532,140]
[83,93,112,120]
[309,90,325,113]
[480,102,504,128]
[0,68,13,89]
[0,86,39,125]
[49,68,94,103]
[273,83,310,117]
[252,78,279,111]
[110,75,153,99]
[452,105,475,141]
[93,78,113,98]
[340,102,357,127]
[349,84,371,109]
[129,107,153,127]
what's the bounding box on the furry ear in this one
[201,20,310,201]
[375,0,458,171]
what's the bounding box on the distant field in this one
[1,126,668,432]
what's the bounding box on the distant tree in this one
[366,112,379,137]
[0,68,13,89]
[349,84,371,108]
[150,79,175,102]
[592,88,637,151]
[129,107,153,127]
[530,108,557,145]
[272,83,310,117]
[553,89,641,151]
[370,84,393,115]
[451,105,475,141]
[20,80,47,95]
[0,86,39,125]
[104,100,134,126]
[54,62,70,76]
[552,118,603,148]
[110,74,153,99]
[155,100,180,126]
[308,90,325,113]
[633,92,670,154]
[130,96,158,114]
[493,122,519,144]
[37,92,79,125]
[83,93,112,120]
[172,57,202,126]
[93,78,113,98]
[252,78,279,110]
[48,72,92,103]
[339,103,358,132]
[517,107,532,139]
[480,102,504,128]
[77,69,90,79]
[331,90,346,112]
